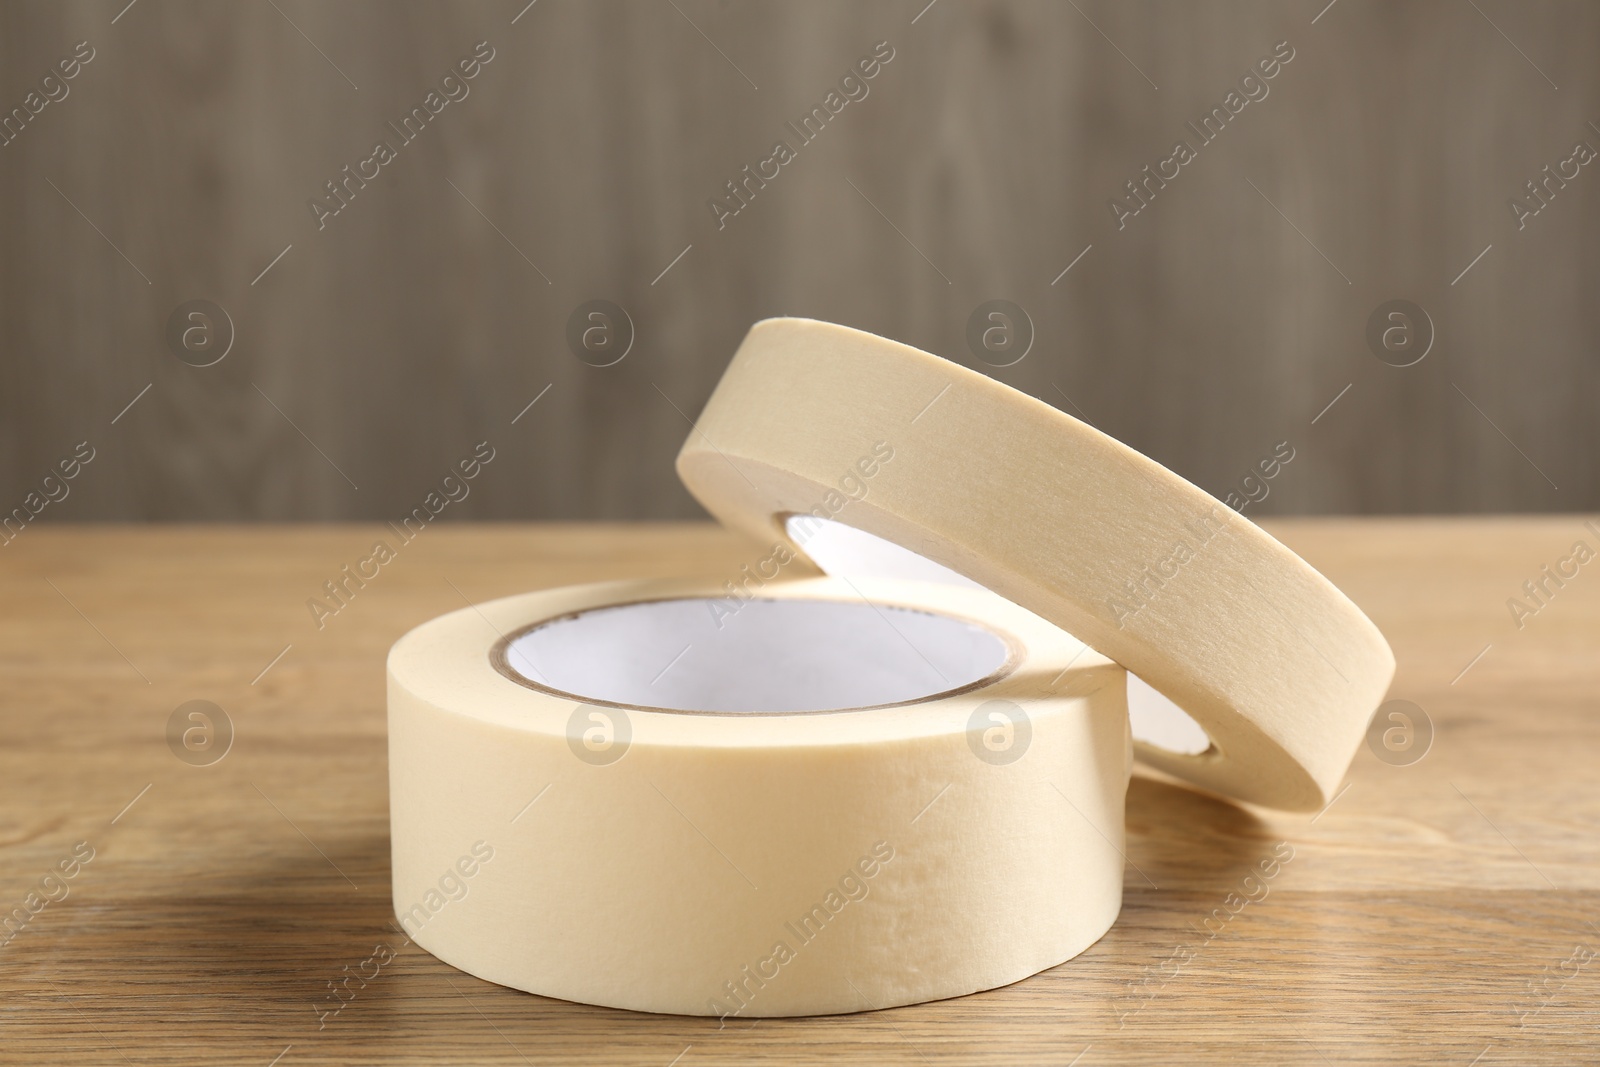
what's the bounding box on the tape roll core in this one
[787,514,1220,756]
[490,596,1017,714]
[388,575,1129,1016]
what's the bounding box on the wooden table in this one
[2,521,1596,1065]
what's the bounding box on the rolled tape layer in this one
[388,575,1129,1017]
[676,318,1396,810]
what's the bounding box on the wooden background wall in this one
[1,0,1595,522]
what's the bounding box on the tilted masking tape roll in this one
[388,575,1129,1017]
[677,318,1396,811]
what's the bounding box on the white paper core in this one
[788,516,1213,756]
[502,597,1011,714]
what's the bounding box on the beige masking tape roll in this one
[388,575,1128,1017]
[676,318,1396,811]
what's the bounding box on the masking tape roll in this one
[388,575,1128,1017]
[676,318,1396,811]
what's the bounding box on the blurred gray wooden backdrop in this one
[1,0,1595,522]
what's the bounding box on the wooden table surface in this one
[2,520,1596,1065]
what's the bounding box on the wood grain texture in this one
[0,519,1596,1064]
[1,0,1597,522]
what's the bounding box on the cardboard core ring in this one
[495,597,1015,714]
[787,516,1213,754]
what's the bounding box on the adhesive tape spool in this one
[677,317,1396,811]
[388,574,1128,1017]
